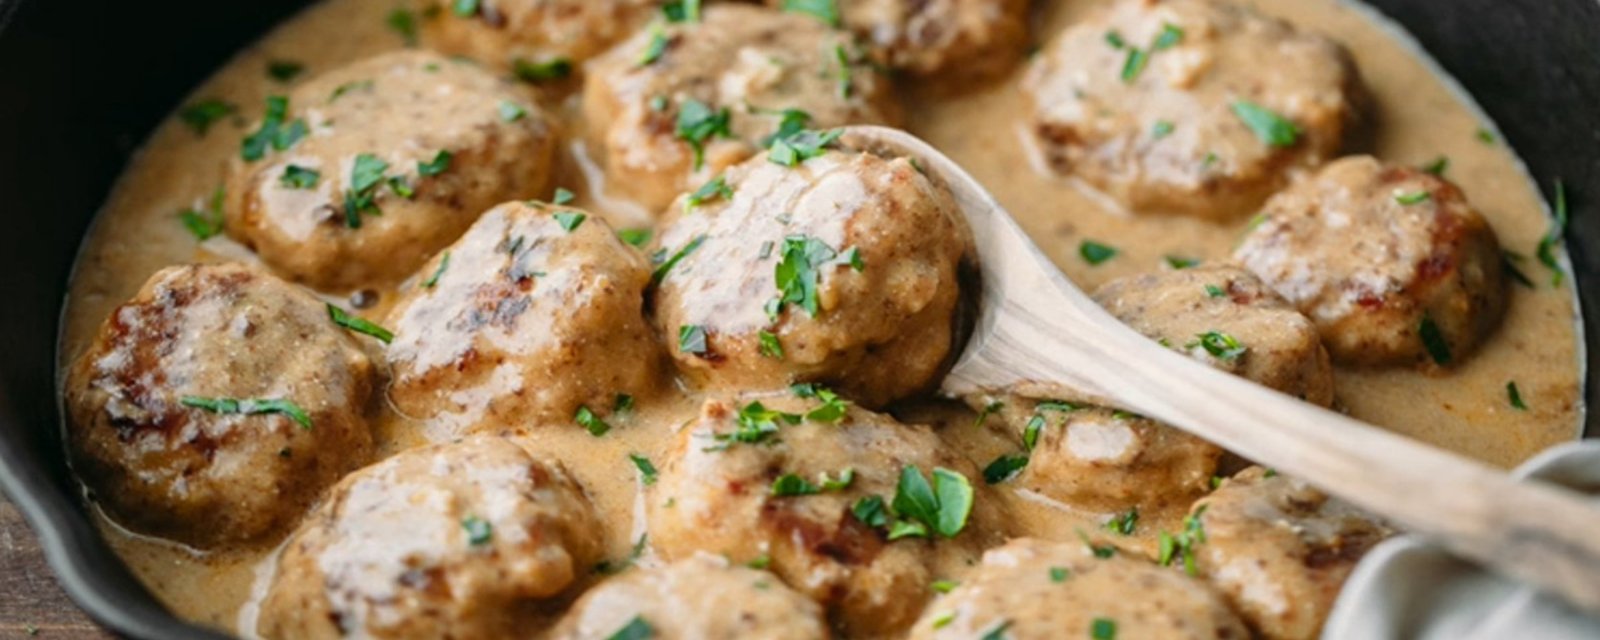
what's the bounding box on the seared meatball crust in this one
[1234,155,1508,367]
[258,436,602,640]
[766,0,1031,81]
[583,4,900,211]
[1189,467,1392,640]
[1003,401,1222,511]
[550,553,829,640]
[1093,265,1335,406]
[1023,0,1365,219]
[910,537,1249,639]
[651,148,970,407]
[225,50,557,290]
[386,201,662,438]
[424,0,660,73]
[647,395,1000,636]
[64,263,374,547]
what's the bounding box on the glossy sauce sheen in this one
[57,0,1585,635]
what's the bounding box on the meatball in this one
[1093,265,1335,406]
[424,0,659,73]
[1188,467,1392,640]
[1002,401,1222,511]
[647,394,999,636]
[1022,0,1364,219]
[651,148,970,407]
[1234,155,1508,367]
[765,0,1031,81]
[63,263,374,547]
[550,553,828,640]
[225,50,557,290]
[385,201,661,438]
[909,537,1249,639]
[258,436,602,640]
[582,4,900,211]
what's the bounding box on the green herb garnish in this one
[180,396,312,430]
[982,454,1028,484]
[280,165,320,189]
[1191,331,1246,361]
[1394,190,1431,205]
[576,406,611,437]
[386,8,418,45]
[605,615,654,640]
[514,57,573,83]
[686,175,733,210]
[326,303,393,343]
[676,99,732,170]
[651,234,706,284]
[498,100,527,122]
[781,0,840,26]
[1507,381,1528,410]
[178,187,227,241]
[678,324,708,355]
[1079,240,1118,265]
[178,99,235,135]
[241,96,307,161]
[267,60,304,82]
[1536,179,1569,286]
[462,516,492,546]
[418,150,453,177]
[424,251,450,288]
[1232,100,1300,147]
[553,187,576,206]
[629,453,659,485]
[1418,314,1452,366]
[555,210,587,232]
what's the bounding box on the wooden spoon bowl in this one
[839,125,1600,614]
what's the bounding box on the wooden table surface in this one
[0,497,113,639]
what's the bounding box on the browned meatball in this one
[1234,155,1508,367]
[1022,0,1364,219]
[765,0,1031,81]
[258,436,602,640]
[582,4,900,211]
[651,148,970,407]
[64,263,374,547]
[550,553,829,640]
[225,50,557,290]
[424,0,659,73]
[647,394,1000,636]
[999,401,1222,511]
[385,201,661,439]
[1188,467,1392,640]
[1094,265,1335,406]
[909,537,1249,639]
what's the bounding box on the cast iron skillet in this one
[0,0,1595,637]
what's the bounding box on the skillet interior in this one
[0,0,1595,637]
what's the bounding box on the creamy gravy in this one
[57,0,1585,635]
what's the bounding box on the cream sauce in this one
[56,0,1585,636]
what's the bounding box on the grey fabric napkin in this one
[1322,441,1600,640]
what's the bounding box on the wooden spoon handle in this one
[946,275,1600,614]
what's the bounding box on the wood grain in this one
[841,126,1600,615]
[0,497,112,640]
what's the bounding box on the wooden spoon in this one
[839,125,1600,614]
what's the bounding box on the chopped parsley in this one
[1153,23,1185,50]
[662,0,702,22]
[279,165,320,189]
[715,401,802,447]
[386,8,418,45]
[678,324,709,355]
[686,175,733,210]
[618,228,652,247]
[178,99,235,135]
[773,235,840,317]
[462,516,492,546]
[982,454,1028,484]
[1537,179,1569,286]
[1105,507,1139,535]
[329,79,373,102]
[1157,505,1208,575]
[452,0,480,16]
[1152,120,1175,140]
[973,400,1004,427]
[676,99,732,170]
[1022,414,1045,451]
[266,60,304,82]
[758,330,784,359]
[629,453,659,485]
[555,210,587,232]
[605,615,654,640]
[1120,23,1184,84]
[1119,48,1149,83]
[326,303,393,343]
[1418,314,1452,366]
[553,187,576,206]
[1079,240,1118,265]
[1476,128,1496,144]
[1507,381,1528,410]
[851,495,889,527]
[1503,251,1534,288]
[424,252,450,288]
[1204,284,1225,298]
[792,383,849,422]
[1105,31,1126,49]
[342,153,390,228]
[1191,331,1246,361]
[1091,617,1117,640]
[240,96,307,161]
[1232,100,1300,147]
[889,465,974,539]
[180,396,312,430]
[576,406,611,437]
[782,0,841,26]
[1050,567,1070,583]
[418,150,453,177]
[769,128,843,167]
[833,44,854,99]
[498,100,527,122]
[1422,156,1450,176]
[651,234,706,283]
[514,57,573,83]
[771,468,854,496]
[638,24,670,66]
[981,620,1014,640]
[178,187,227,241]
[1394,190,1431,205]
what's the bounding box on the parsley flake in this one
[1232,100,1300,147]
[1079,240,1118,265]
[555,210,587,232]
[418,150,453,177]
[686,175,733,210]
[179,99,235,135]
[241,96,308,161]
[782,0,840,26]
[629,453,659,485]
[576,406,611,437]
[514,57,573,83]
[181,396,312,430]
[1418,314,1452,366]
[676,99,732,170]
[462,516,492,546]
[678,324,709,355]
[1507,381,1528,410]
[327,304,393,343]
[982,454,1028,484]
